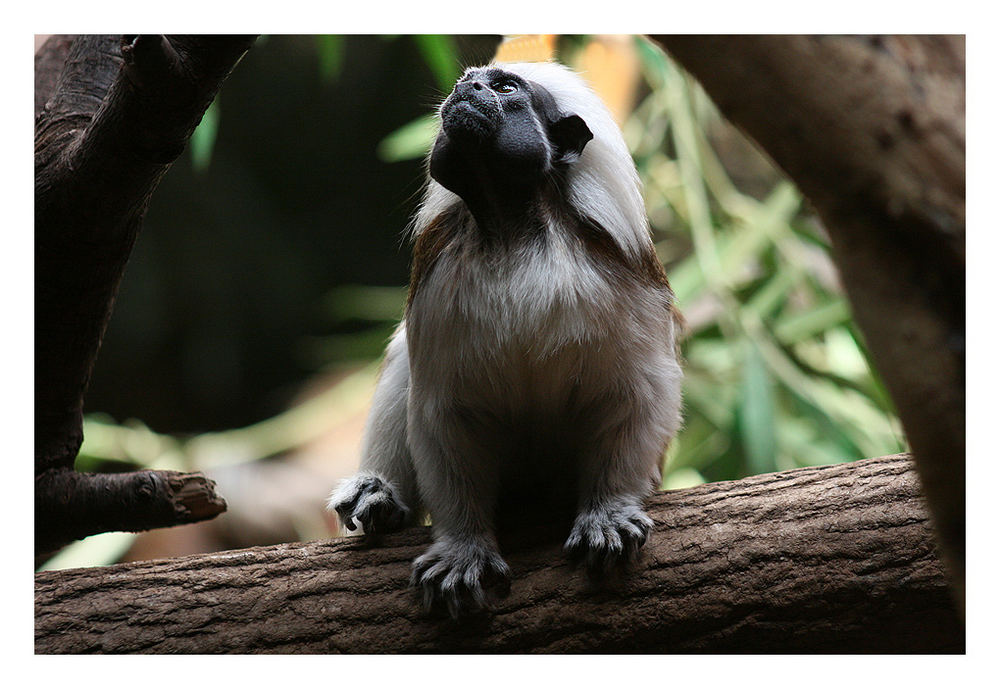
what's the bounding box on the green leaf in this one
[315,35,344,83]
[413,35,461,94]
[37,531,137,571]
[301,324,400,364]
[745,268,799,319]
[682,372,735,429]
[786,388,866,461]
[663,467,706,490]
[80,416,183,470]
[322,284,407,322]
[775,417,850,468]
[377,113,438,162]
[664,414,729,474]
[669,187,796,306]
[635,36,672,88]
[774,298,851,344]
[189,100,220,174]
[739,340,777,475]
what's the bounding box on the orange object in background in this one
[494,34,641,129]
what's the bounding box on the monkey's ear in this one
[549,114,593,166]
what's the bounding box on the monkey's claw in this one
[564,502,653,576]
[411,538,512,619]
[328,474,410,536]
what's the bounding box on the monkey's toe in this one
[565,503,653,576]
[411,538,511,619]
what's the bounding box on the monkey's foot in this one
[328,474,410,536]
[564,502,653,576]
[411,537,511,619]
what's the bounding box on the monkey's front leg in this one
[328,329,418,536]
[565,384,679,576]
[407,402,511,618]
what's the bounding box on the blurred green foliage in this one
[629,38,904,487]
[315,35,345,83]
[54,35,906,569]
[412,35,463,93]
[377,114,439,163]
[188,100,219,174]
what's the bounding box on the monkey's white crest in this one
[414,61,649,263]
[330,60,683,619]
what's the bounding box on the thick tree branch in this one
[34,35,74,118]
[651,35,965,605]
[34,35,256,553]
[35,455,963,654]
[35,469,227,559]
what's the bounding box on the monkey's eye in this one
[494,82,518,94]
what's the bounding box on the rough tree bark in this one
[651,35,966,606]
[35,35,257,556]
[35,455,963,654]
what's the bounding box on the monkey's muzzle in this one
[441,82,502,143]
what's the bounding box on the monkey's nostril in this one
[472,81,483,90]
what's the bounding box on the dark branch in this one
[35,34,256,473]
[35,35,255,551]
[35,455,963,654]
[34,35,74,119]
[35,469,227,557]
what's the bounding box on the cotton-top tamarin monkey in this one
[329,61,683,618]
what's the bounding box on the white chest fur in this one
[406,228,674,417]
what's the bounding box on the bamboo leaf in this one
[189,100,220,174]
[775,417,852,467]
[745,269,799,319]
[682,372,735,429]
[322,284,406,322]
[739,340,777,475]
[413,34,461,94]
[663,467,706,490]
[774,299,851,344]
[664,415,729,473]
[377,113,438,163]
[38,531,137,571]
[315,35,344,83]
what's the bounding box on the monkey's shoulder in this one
[571,213,673,291]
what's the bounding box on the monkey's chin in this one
[441,101,498,143]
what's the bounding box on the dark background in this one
[86,35,501,433]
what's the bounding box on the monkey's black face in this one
[429,67,593,219]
